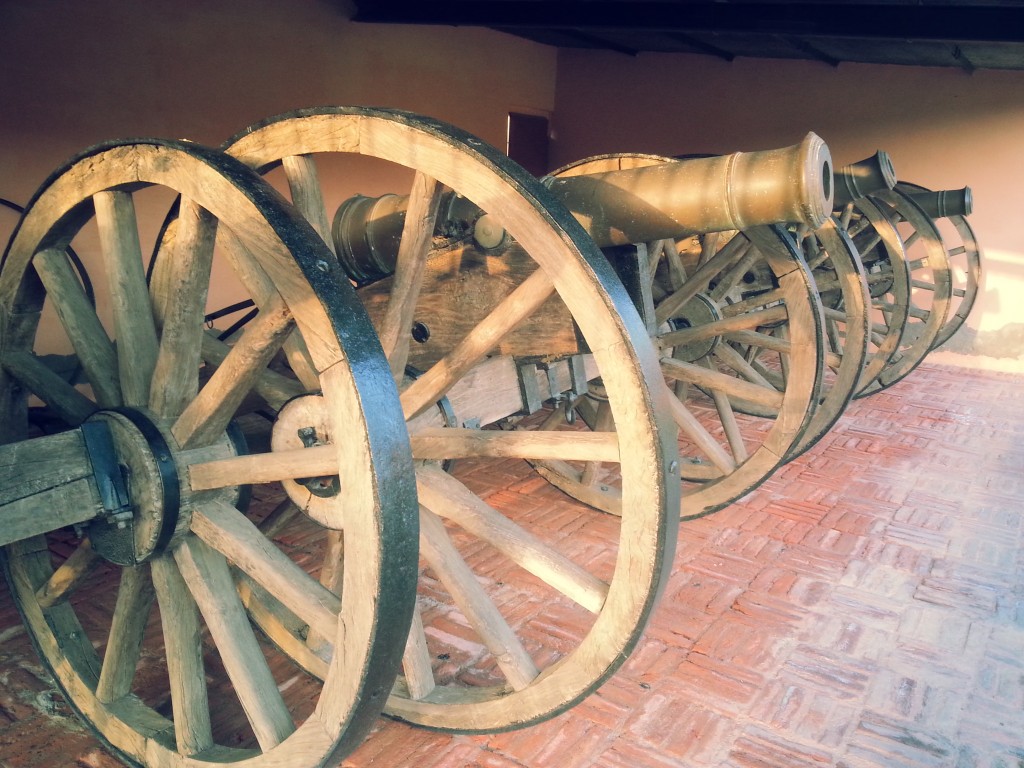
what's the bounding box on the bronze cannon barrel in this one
[333,132,834,283]
[546,132,832,247]
[906,187,973,218]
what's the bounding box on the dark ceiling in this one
[350,1,1024,73]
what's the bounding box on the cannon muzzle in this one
[333,133,833,282]
[833,151,896,206]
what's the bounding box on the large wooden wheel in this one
[537,153,826,517]
[222,107,679,732]
[851,189,952,394]
[895,181,982,350]
[0,139,418,766]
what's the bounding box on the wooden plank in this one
[357,241,577,373]
[0,477,99,547]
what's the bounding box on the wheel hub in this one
[667,293,722,362]
[83,408,181,566]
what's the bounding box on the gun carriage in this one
[0,106,978,766]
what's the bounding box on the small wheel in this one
[0,139,417,765]
[852,189,952,394]
[542,153,826,517]
[895,181,982,350]
[223,108,678,732]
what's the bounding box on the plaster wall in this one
[0,0,556,352]
[552,50,1024,366]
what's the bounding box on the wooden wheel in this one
[787,218,870,457]
[0,139,418,766]
[539,154,826,517]
[851,189,952,394]
[831,196,911,396]
[223,107,678,732]
[895,181,982,350]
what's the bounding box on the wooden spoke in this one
[150,554,213,756]
[654,235,750,325]
[199,331,306,411]
[656,304,788,348]
[216,228,321,392]
[34,539,101,609]
[410,426,620,463]
[190,499,340,641]
[93,190,160,407]
[418,507,539,691]
[580,399,615,487]
[709,245,762,303]
[417,465,609,613]
[1,348,96,425]
[661,355,783,410]
[378,172,445,381]
[149,198,218,418]
[401,605,436,701]
[717,286,787,316]
[188,444,336,491]
[663,388,737,475]
[174,536,295,751]
[700,359,748,463]
[32,248,121,407]
[173,294,294,449]
[400,267,556,421]
[282,154,335,252]
[96,567,156,703]
[711,343,777,392]
[306,529,345,651]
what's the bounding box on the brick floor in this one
[2,361,1023,767]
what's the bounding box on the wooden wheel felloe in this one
[895,181,981,350]
[787,219,870,457]
[223,107,679,732]
[541,153,828,517]
[0,139,418,766]
[850,189,952,394]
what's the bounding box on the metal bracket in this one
[80,420,132,528]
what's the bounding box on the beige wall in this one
[0,0,556,212]
[552,50,1024,364]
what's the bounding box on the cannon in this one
[0,106,979,766]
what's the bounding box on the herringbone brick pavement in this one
[1,361,1022,767]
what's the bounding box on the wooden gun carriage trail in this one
[0,106,980,767]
